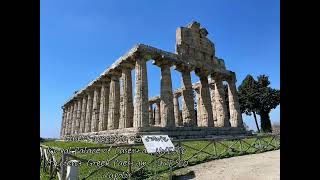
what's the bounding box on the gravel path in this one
[178,150,280,180]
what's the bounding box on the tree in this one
[238,75,280,133]
[238,75,261,132]
[256,75,280,133]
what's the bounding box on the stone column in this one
[181,70,196,126]
[194,88,201,126]
[69,103,75,135]
[154,101,161,125]
[85,92,93,132]
[133,58,149,128]
[98,80,110,131]
[149,103,155,125]
[212,74,230,127]
[91,87,101,132]
[173,93,182,126]
[75,100,82,134]
[79,95,87,133]
[210,87,218,126]
[60,108,66,138]
[197,75,214,127]
[65,106,70,135]
[227,74,243,127]
[72,102,79,134]
[108,75,121,130]
[119,67,134,128]
[160,64,175,127]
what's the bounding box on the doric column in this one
[173,93,182,126]
[197,75,214,127]
[84,91,93,132]
[79,95,87,133]
[98,80,110,131]
[154,101,161,125]
[133,58,149,128]
[71,102,78,134]
[195,88,201,126]
[75,99,82,134]
[210,87,218,125]
[60,108,66,138]
[212,74,230,127]
[119,67,134,128]
[149,103,154,125]
[107,74,121,130]
[91,87,101,132]
[64,106,70,135]
[159,63,175,127]
[68,103,74,135]
[227,74,243,127]
[180,70,196,126]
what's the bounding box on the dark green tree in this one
[238,75,261,132]
[256,75,280,133]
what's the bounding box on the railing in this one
[40,133,280,180]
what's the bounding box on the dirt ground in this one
[178,150,280,180]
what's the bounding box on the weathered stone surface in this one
[173,94,182,126]
[71,102,78,134]
[181,70,196,126]
[154,101,161,126]
[197,75,214,127]
[60,108,66,138]
[133,58,149,128]
[98,80,110,131]
[75,100,82,134]
[149,103,154,125]
[119,68,134,128]
[160,64,175,127]
[212,75,230,127]
[91,87,101,132]
[84,92,93,133]
[79,96,87,133]
[227,73,243,128]
[108,76,120,130]
[210,87,218,125]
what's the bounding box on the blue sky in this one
[40,0,280,138]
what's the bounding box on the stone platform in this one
[79,126,252,140]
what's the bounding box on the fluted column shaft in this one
[173,94,182,126]
[85,92,93,132]
[70,103,76,135]
[65,106,71,135]
[80,96,87,133]
[212,75,230,127]
[210,88,218,125]
[181,70,196,126]
[133,58,149,128]
[98,81,110,131]
[155,101,161,125]
[160,64,175,127]
[149,103,155,125]
[195,89,201,126]
[198,75,214,127]
[108,76,120,130]
[119,68,134,128]
[91,87,101,132]
[75,100,82,134]
[60,108,66,138]
[227,76,243,127]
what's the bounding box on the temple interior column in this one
[154,101,161,125]
[91,86,101,132]
[173,93,182,126]
[80,95,87,133]
[108,74,121,130]
[133,58,149,128]
[149,103,155,125]
[197,75,214,127]
[159,63,175,127]
[98,80,110,131]
[119,67,134,128]
[227,74,243,127]
[85,91,93,132]
[210,86,218,126]
[180,69,196,126]
[212,74,230,127]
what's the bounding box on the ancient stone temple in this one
[60,21,250,139]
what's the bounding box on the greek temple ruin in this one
[60,21,250,139]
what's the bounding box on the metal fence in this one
[40,133,280,180]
